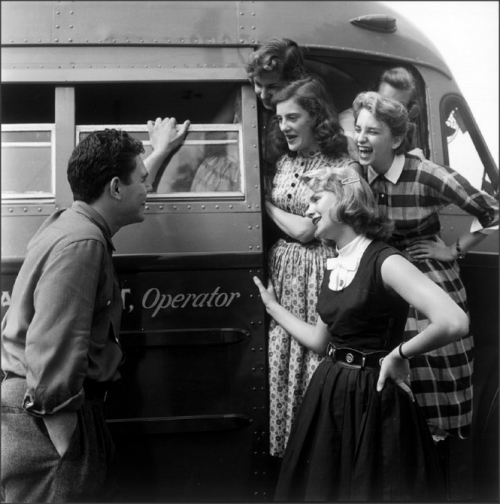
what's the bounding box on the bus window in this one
[1,125,55,200]
[75,82,245,198]
[77,124,243,197]
[441,94,497,195]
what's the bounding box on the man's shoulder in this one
[31,208,107,251]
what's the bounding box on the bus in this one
[1,2,498,501]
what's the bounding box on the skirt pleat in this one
[275,359,447,501]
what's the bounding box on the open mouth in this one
[358,146,372,154]
[312,216,321,226]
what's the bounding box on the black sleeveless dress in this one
[274,241,446,501]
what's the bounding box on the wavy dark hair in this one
[268,76,348,161]
[352,91,411,156]
[302,165,394,242]
[68,129,145,203]
[377,66,421,121]
[246,38,307,85]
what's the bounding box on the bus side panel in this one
[1,260,270,502]
[105,264,269,501]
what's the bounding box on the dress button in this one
[287,194,292,199]
[106,300,111,306]
[294,173,299,178]
[291,183,296,187]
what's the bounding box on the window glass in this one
[77,124,243,196]
[1,126,54,198]
[441,96,497,194]
[443,103,482,188]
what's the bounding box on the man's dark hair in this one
[67,129,145,203]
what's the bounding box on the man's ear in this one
[108,176,122,200]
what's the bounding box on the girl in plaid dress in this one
[352,91,498,441]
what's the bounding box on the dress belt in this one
[327,343,388,370]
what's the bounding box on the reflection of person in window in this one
[353,91,499,445]
[190,134,240,192]
[340,66,425,161]
[190,94,242,193]
[264,76,362,460]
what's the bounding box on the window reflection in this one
[1,126,54,199]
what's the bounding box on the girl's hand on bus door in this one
[147,117,190,158]
[253,276,278,310]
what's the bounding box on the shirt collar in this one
[336,234,372,259]
[367,154,405,184]
[72,200,115,252]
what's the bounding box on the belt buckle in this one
[345,352,354,364]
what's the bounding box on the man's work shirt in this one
[1,201,124,416]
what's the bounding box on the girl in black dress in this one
[253,165,469,501]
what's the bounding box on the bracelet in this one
[455,237,466,260]
[398,342,412,360]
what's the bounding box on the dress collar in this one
[297,149,322,159]
[337,234,372,259]
[367,154,405,184]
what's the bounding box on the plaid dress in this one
[369,155,498,439]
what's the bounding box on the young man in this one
[1,129,152,502]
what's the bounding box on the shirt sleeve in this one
[421,161,499,233]
[23,239,106,416]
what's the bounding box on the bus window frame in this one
[1,123,56,201]
[440,93,499,194]
[75,123,246,201]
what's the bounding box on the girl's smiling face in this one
[276,98,319,155]
[354,107,403,173]
[253,69,283,110]
[306,190,339,241]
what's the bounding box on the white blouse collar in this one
[326,235,372,291]
[367,154,405,184]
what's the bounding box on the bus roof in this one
[1,1,451,77]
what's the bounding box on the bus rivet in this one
[249,245,253,249]
[9,208,13,213]
[173,205,178,210]
[38,208,42,212]
[159,205,164,210]
[215,205,219,209]
[201,205,205,210]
